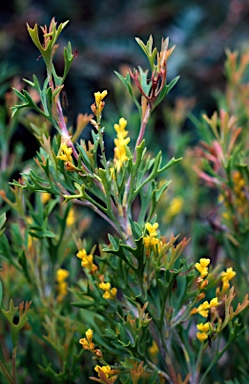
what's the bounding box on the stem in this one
[120,103,151,242]
[198,334,235,384]
[73,198,123,237]
[133,103,151,162]
[0,361,14,384]
[12,346,17,384]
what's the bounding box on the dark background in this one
[1,0,249,123]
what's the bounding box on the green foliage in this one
[0,18,248,384]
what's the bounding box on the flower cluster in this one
[79,329,103,358]
[57,143,73,163]
[76,249,98,274]
[91,90,108,118]
[192,298,219,318]
[221,267,236,294]
[196,322,210,342]
[113,117,130,172]
[232,171,248,217]
[143,222,160,254]
[195,258,210,279]
[79,329,95,351]
[99,282,117,300]
[94,365,118,383]
[56,268,69,302]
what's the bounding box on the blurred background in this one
[1,0,249,121]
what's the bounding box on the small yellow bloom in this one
[79,329,95,351]
[143,222,160,252]
[40,192,51,204]
[196,332,208,342]
[195,258,210,279]
[99,282,117,300]
[94,365,112,379]
[76,249,98,274]
[92,90,108,117]
[145,222,159,236]
[56,269,69,302]
[196,301,210,317]
[166,197,184,221]
[99,282,111,291]
[94,90,108,107]
[66,208,76,226]
[221,267,236,282]
[113,118,130,172]
[197,322,210,333]
[209,297,219,308]
[222,280,230,294]
[114,117,128,134]
[85,328,93,342]
[56,268,69,283]
[148,340,159,357]
[57,143,73,163]
[76,249,87,259]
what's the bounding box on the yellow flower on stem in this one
[99,282,117,300]
[113,118,130,172]
[221,267,236,282]
[197,322,210,333]
[91,90,108,117]
[66,208,76,226]
[221,267,236,293]
[57,143,73,162]
[196,322,211,342]
[76,249,98,274]
[94,365,112,379]
[209,297,219,308]
[195,258,210,279]
[143,222,160,253]
[56,268,69,283]
[56,268,69,302]
[79,328,95,351]
[196,301,210,317]
[196,332,208,342]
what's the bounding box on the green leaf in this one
[0,280,2,308]
[0,213,6,236]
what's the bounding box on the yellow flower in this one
[94,90,108,108]
[197,322,210,333]
[99,282,117,300]
[92,90,108,117]
[221,267,236,282]
[113,118,130,172]
[195,258,211,279]
[76,249,98,274]
[209,297,219,308]
[196,301,210,317]
[40,192,51,204]
[145,222,159,236]
[222,280,230,294]
[196,332,208,342]
[114,117,127,131]
[220,267,236,293]
[143,222,160,251]
[94,365,112,379]
[56,268,69,283]
[148,340,159,357]
[57,143,73,162]
[56,269,69,302]
[196,322,211,342]
[166,197,184,221]
[66,208,76,226]
[79,328,95,351]
[85,328,93,342]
